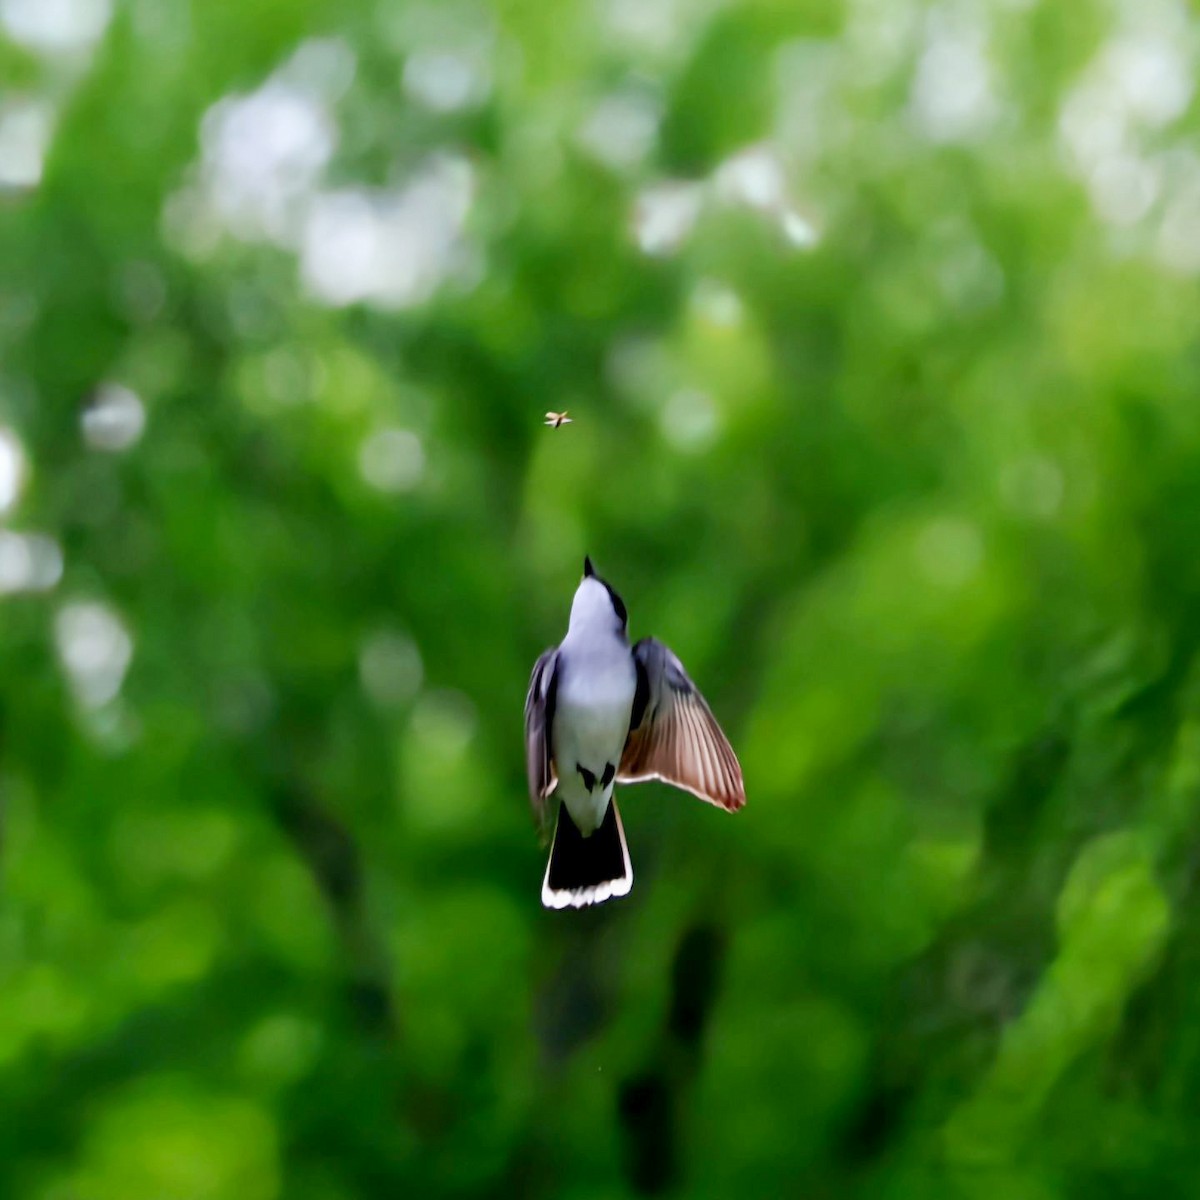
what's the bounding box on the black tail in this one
[542,798,632,909]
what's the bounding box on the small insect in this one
[544,411,573,428]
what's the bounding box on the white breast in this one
[552,638,636,833]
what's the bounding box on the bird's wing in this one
[618,638,745,811]
[524,647,560,831]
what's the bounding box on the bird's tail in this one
[541,797,632,909]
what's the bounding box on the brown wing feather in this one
[618,638,745,812]
[524,649,559,834]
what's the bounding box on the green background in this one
[2,0,1200,1195]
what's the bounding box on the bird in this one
[544,411,573,428]
[524,556,745,908]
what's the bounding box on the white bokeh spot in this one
[359,630,424,708]
[0,0,111,54]
[55,601,133,709]
[0,531,62,594]
[0,99,53,190]
[82,383,146,452]
[0,428,26,514]
[358,428,426,493]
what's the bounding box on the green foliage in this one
[2,0,1200,1195]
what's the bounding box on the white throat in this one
[568,577,622,637]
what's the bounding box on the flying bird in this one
[525,557,745,908]
[544,411,573,428]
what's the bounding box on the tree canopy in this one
[2,0,1200,1195]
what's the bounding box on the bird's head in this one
[570,556,628,635]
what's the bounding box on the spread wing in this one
[618,638,745,811]
[524,647,559,832]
